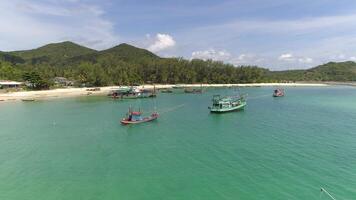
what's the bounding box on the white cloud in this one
[0,0,119,50]
[349,56,356,61]
[191,49,231,61]
[278,53,295,61]
[337,54,346,59]
[177,12,356,69]
[298,57,313,63]
[278,53,313,64]
[147,34,176,52]
[191,49,263,66]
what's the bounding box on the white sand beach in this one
[0,83,328,102]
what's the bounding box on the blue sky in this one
[2,0,356,70]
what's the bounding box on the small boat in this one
[184,84,203,94]
[209,95,246,113]
[120,108,159,125]
[172,84,185,89]
[184,88,202,93]
[160,89,173,93]
[22,98,35,102]
[109,86,156,99]
[273,88,285,97]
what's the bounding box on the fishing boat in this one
[209,95,246,113]
[184,84,203,94]
[120,108,159,125]
[160,89,173,93]
[273,88,285,97]
[184,88,202,93]
[172,84,185,89]
[109,86,156,99]
[21,98,35,102]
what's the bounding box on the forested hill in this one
[10,41,97,65]
[269,61,356,82]
[0,41,269,88]
[0,41,356,89]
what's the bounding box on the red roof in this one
[131,111,142,115]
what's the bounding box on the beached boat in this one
[209,95,246,113]
[109,86,156,99]
[21,98,35,102]
[273,88,285,97]
[160,89,173,93]
[120,108,159,125]
[172,84,185,89]
[184,88,202,93]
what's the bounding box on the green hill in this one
[0,51,25,64]
[2,41,356,89]
[306,61,356,81]
[9,41,96,65]
[270,61,356,81]
[99,43,159,61]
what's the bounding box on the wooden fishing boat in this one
[120,108,159,125]
[109,86,156,99]
[273,88,285,97]
[209,95,246,113]
[172,84,185,89]
[160,89,173,93]
[21,98,36,102]
[184,88,202,93]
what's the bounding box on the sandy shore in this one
[0,83,328,102]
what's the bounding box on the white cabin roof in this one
[0,81,23,85]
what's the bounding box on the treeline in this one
[2,41,355,90]
[0,57,272,89]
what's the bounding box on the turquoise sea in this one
[0,87,356,200]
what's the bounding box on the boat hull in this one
[120,114,159,125]
[209,102,246,113]
[273,94,284,97]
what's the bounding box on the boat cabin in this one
[127,111,143,121]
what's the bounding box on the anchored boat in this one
[184,84,203,94]
[109,86,156,99]
[160,89,173,93]
[209,95,246,113]
[273,88,285,97]
[120,107,159,125]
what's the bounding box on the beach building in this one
[0,80,23,89]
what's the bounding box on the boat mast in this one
[321,187,337,200]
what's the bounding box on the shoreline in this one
[0,83,331,102]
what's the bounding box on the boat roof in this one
[213,95,244,103]
[130,111,142,115]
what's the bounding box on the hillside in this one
[9,41,97,65]
[270,61,356,81]
[99,43,159,62]
[1,41,356,89]
[0,51,25,64]
[67,43,161,66]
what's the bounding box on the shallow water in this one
[0,87,355,200]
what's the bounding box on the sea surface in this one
[0,87,356,200]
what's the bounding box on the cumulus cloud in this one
[191,49,262,66]
[278,53,313,64]
[278,53,295,61]
[0,0,119,50]
[147,34,176,52]
[298,57,313,63]
[191,49,231,61]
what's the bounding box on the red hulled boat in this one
[273,88,285,97]
[120,108,159,125]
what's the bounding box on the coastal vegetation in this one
[1,41,356,89]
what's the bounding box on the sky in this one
[1,0,356,70]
